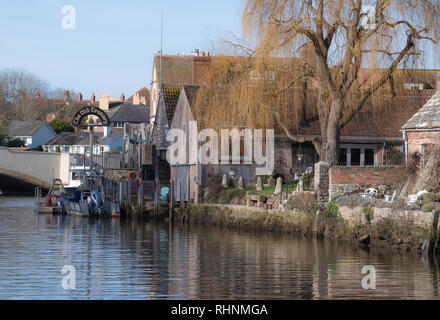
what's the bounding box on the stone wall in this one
[329,166,405,200]
[338,206,433,228]
[315,162,330,205]
[104,169,134,181]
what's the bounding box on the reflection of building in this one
[7,121,57,148]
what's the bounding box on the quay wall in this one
[181,204,437,253]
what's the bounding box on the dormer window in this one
[250,70,276,82]
[403,83,424,90]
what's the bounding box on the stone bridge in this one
[0,147,70,190]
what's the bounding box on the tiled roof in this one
[280,90,435,139]
[183,85,199,106]
[8,121,46,136]
[402,90,440,130]
[108,102,150,123]
[162,85,182,122]
[97,132,123,145]
[45,131,102,146]
[45,131,122,147]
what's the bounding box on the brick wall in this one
[329,166,405,200]
[407,131,440,157]
[142,144,154,165]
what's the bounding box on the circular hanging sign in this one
[72,106,111,127]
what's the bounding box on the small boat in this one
[34,179,64,215]
[35,174,120,218]
[63,189,120,218]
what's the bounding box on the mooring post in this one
[137,178,142,216]
[428,210,440,256]
[180,180,184,217]
[169,180,175,223]
[119,179,123,210]
[127,179,132,216]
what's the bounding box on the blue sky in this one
[0,0,243,99]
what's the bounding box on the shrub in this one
[49,118,74,134]
[287,192,317,212]
[362,207,374,224]
[326,202,339,218]
[0,134,25,147]
[423,192,440,204]
[385,149,404,166]
[331,194,344,203]
[6,137,25,147]
[307,202,320,216]
[416,145,440,192]
[302,173,314,181]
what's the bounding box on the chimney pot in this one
[77,92,83,102]
[121,93,125,101]
[91,93,96,102]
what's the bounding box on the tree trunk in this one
[319,100,341,165]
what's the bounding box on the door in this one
[175,166,189,202]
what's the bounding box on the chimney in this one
[91,93,96,102]
[104,126,111,137]
[99,93,109,110]
[77,92,83,102]
[436,72,440,91]
[64,90,70,101]
[120,93,125,101]
[133,93,140,105]
[194,49,200,57]
[300,42,317,68]
[140,97,147,105]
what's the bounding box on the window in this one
[64,147,70,153]
[339,146,376,167]
[339,148,347,166]
[113,122,124,128]
[351,149,361,166]
[365,149,375,166]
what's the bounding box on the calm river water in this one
[0,196,440,300]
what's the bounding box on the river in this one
[0,196,439,300]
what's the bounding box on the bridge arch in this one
[0,147,70,192]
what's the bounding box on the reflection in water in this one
[0,197,439,300]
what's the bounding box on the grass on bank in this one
[205,184,299,204]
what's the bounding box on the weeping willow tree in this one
[194,0,440,165]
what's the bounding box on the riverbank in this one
[177,203,439,255]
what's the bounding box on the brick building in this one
[149,52,440,187]
[149,52,211,122]
[402,90,440,169]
